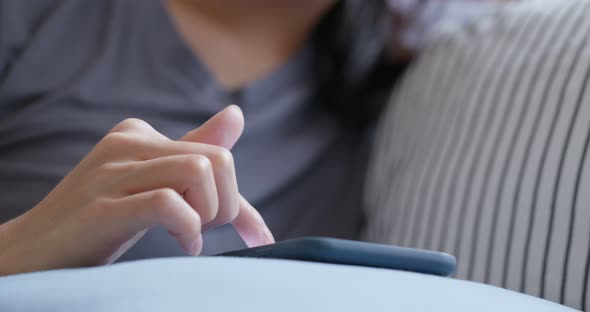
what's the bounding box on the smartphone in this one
[216,237,456,277]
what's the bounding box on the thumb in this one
[180,105,244,149]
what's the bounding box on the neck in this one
[165,0,336,89]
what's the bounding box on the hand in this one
[0,105,274,275]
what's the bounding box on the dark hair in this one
[312,0,414,129]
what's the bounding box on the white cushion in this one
[0,257,572,311]
[364,0,590,309]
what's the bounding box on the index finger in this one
[231,195,275,248]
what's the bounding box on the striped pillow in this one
[364,0,590,309]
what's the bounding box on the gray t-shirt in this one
[0,0,369,257]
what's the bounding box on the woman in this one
[0,0,402,274]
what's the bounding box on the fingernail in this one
[264,227,275,244]
[227,104,242,115]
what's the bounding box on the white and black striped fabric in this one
[364,0,590,309]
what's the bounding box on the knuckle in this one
[99,132,153,161]
[97,161,128,175]
[94,162,137,186]
[115,118,151,132]
[88,197,116,215]
[184,155,212,176]
[150,188,180,212]
[101,132,135,148]
[94,162,118,181]
[210,147,234,168]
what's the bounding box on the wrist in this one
[0,212,39,276]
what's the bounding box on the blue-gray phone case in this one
[217,237,456,277]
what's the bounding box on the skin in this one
[166,0,336,88]
[0,0,338,276]
[0,106,274,275]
